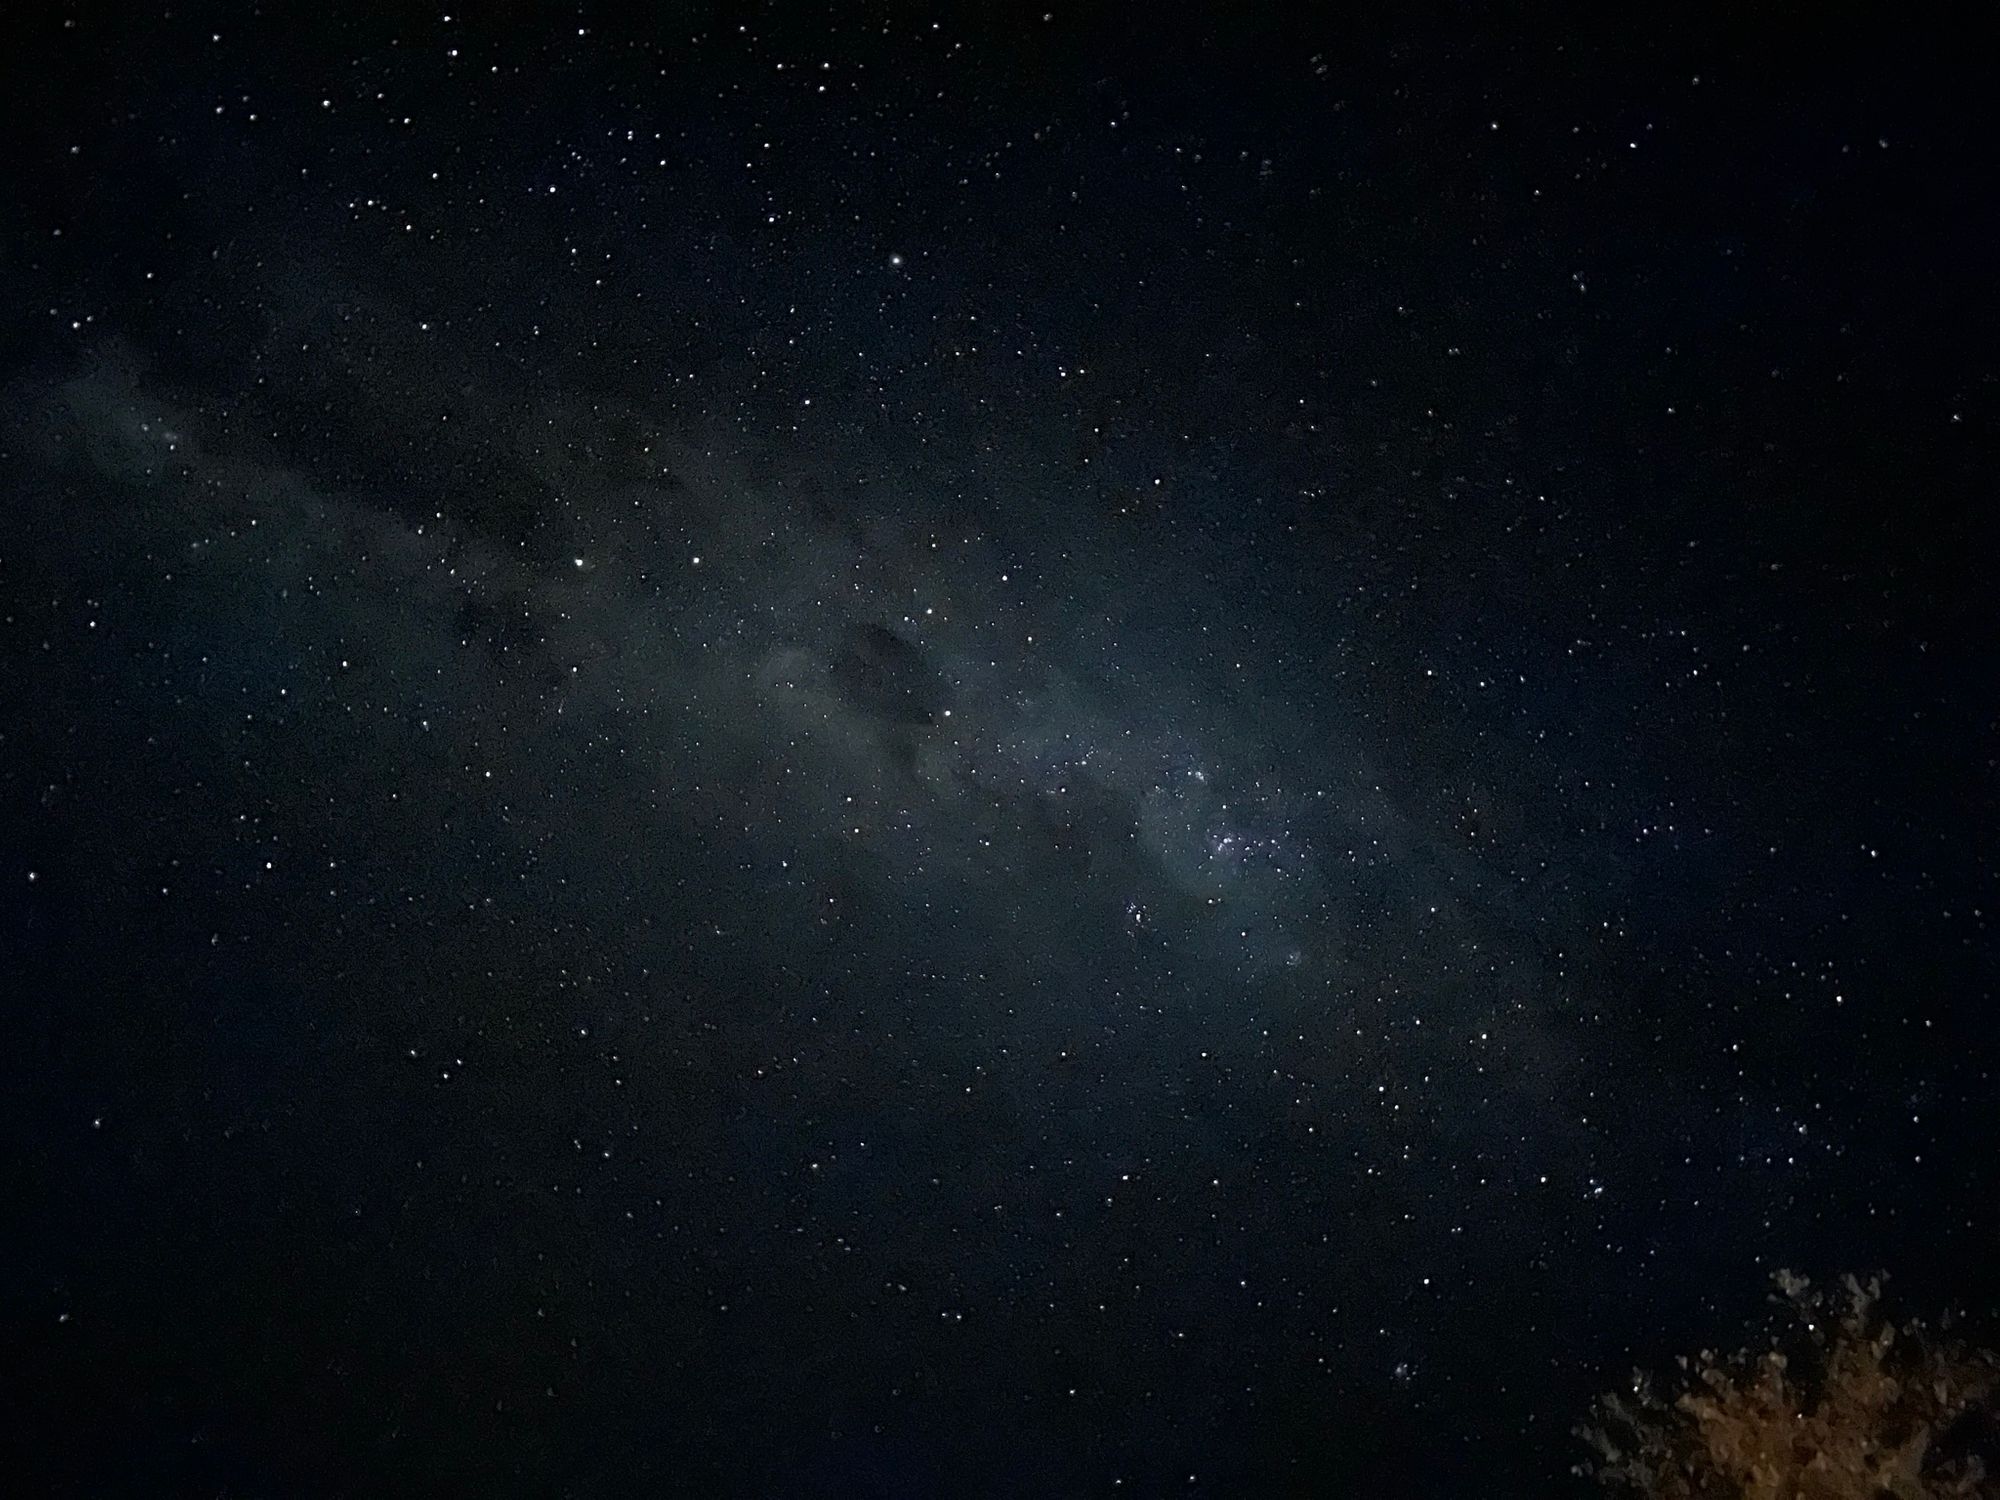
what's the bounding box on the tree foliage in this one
[1579,1271,1999,1499]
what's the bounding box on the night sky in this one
[3,6,1996,1496]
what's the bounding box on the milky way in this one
[5,9,1994,1496]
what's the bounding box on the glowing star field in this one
[2,8,1994,1496]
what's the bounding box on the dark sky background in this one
[2,5,1996,1496]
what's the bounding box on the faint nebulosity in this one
[1,7,1994,1497]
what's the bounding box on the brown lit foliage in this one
[1579,1272,1999,1499]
